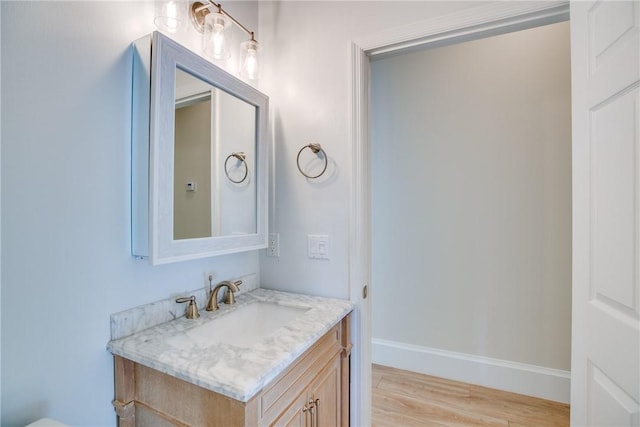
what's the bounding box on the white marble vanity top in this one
[107,288,353,402]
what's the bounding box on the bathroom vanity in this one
[119,29,353,426]
[108,289,353,426]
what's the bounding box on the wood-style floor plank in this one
[372,364,569,427]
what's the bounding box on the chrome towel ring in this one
[224,152,248,184]
[297,143,328,179]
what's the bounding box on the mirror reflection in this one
[173,68,257,240]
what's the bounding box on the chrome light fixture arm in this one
[188,1,261,79]
[190,1,256,41]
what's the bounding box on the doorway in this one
[369,17,571,413]
[347,3,571,426]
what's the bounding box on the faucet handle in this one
[176,296,200,319]
[224,280,242,304]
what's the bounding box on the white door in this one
[570,1,640,425]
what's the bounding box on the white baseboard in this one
[372,338,570,403]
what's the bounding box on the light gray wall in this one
[1,1,258,425]
[258,1,479,298]
[174,100,213,239]
[371,22,572,370]
[218,90,257,235]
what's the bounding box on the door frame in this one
[348,2,570,425]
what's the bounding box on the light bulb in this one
[203,12,231,59]
[245,49,258,80]
[212,25,226,58]
[240,39,260,81]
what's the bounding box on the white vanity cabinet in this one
[112,314,351,427]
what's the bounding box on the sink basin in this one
[172,301,310,349]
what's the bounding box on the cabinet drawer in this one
[259,324,342,423]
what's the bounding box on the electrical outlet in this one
[267,233,280,257]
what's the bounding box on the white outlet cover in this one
[267,233,280,257]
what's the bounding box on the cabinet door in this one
[269,392,308,427]
[270,354,342,427]
[309,355,341,427]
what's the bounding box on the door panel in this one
[591,87,639,313]
[588,0,639,106]
[588,362,640,426]
[571,0,640,425]
[587,302,639,403]
[590,0,635,55]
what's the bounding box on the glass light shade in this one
[240,39,261,81]
[203,11,232,60]
[154,1,187,33]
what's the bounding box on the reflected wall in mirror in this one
[173,69,257,240]
[173,71,212,239]
[131,32,268,265]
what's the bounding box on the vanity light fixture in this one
[154,0,187,33]
[202,4,231,59]
[189,1,261,80]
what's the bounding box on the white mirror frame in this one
[131,31,268,265]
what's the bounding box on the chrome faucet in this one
[206,280,242,311]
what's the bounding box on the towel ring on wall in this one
[296,143,328,179]
[224,152,248,184]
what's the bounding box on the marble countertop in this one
[107,288,353,402]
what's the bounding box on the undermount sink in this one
[171,301,310,349]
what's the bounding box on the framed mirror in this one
[131,32,268,265]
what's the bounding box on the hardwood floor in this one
[372,364,570,427]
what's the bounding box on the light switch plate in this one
[308,235,329,259]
